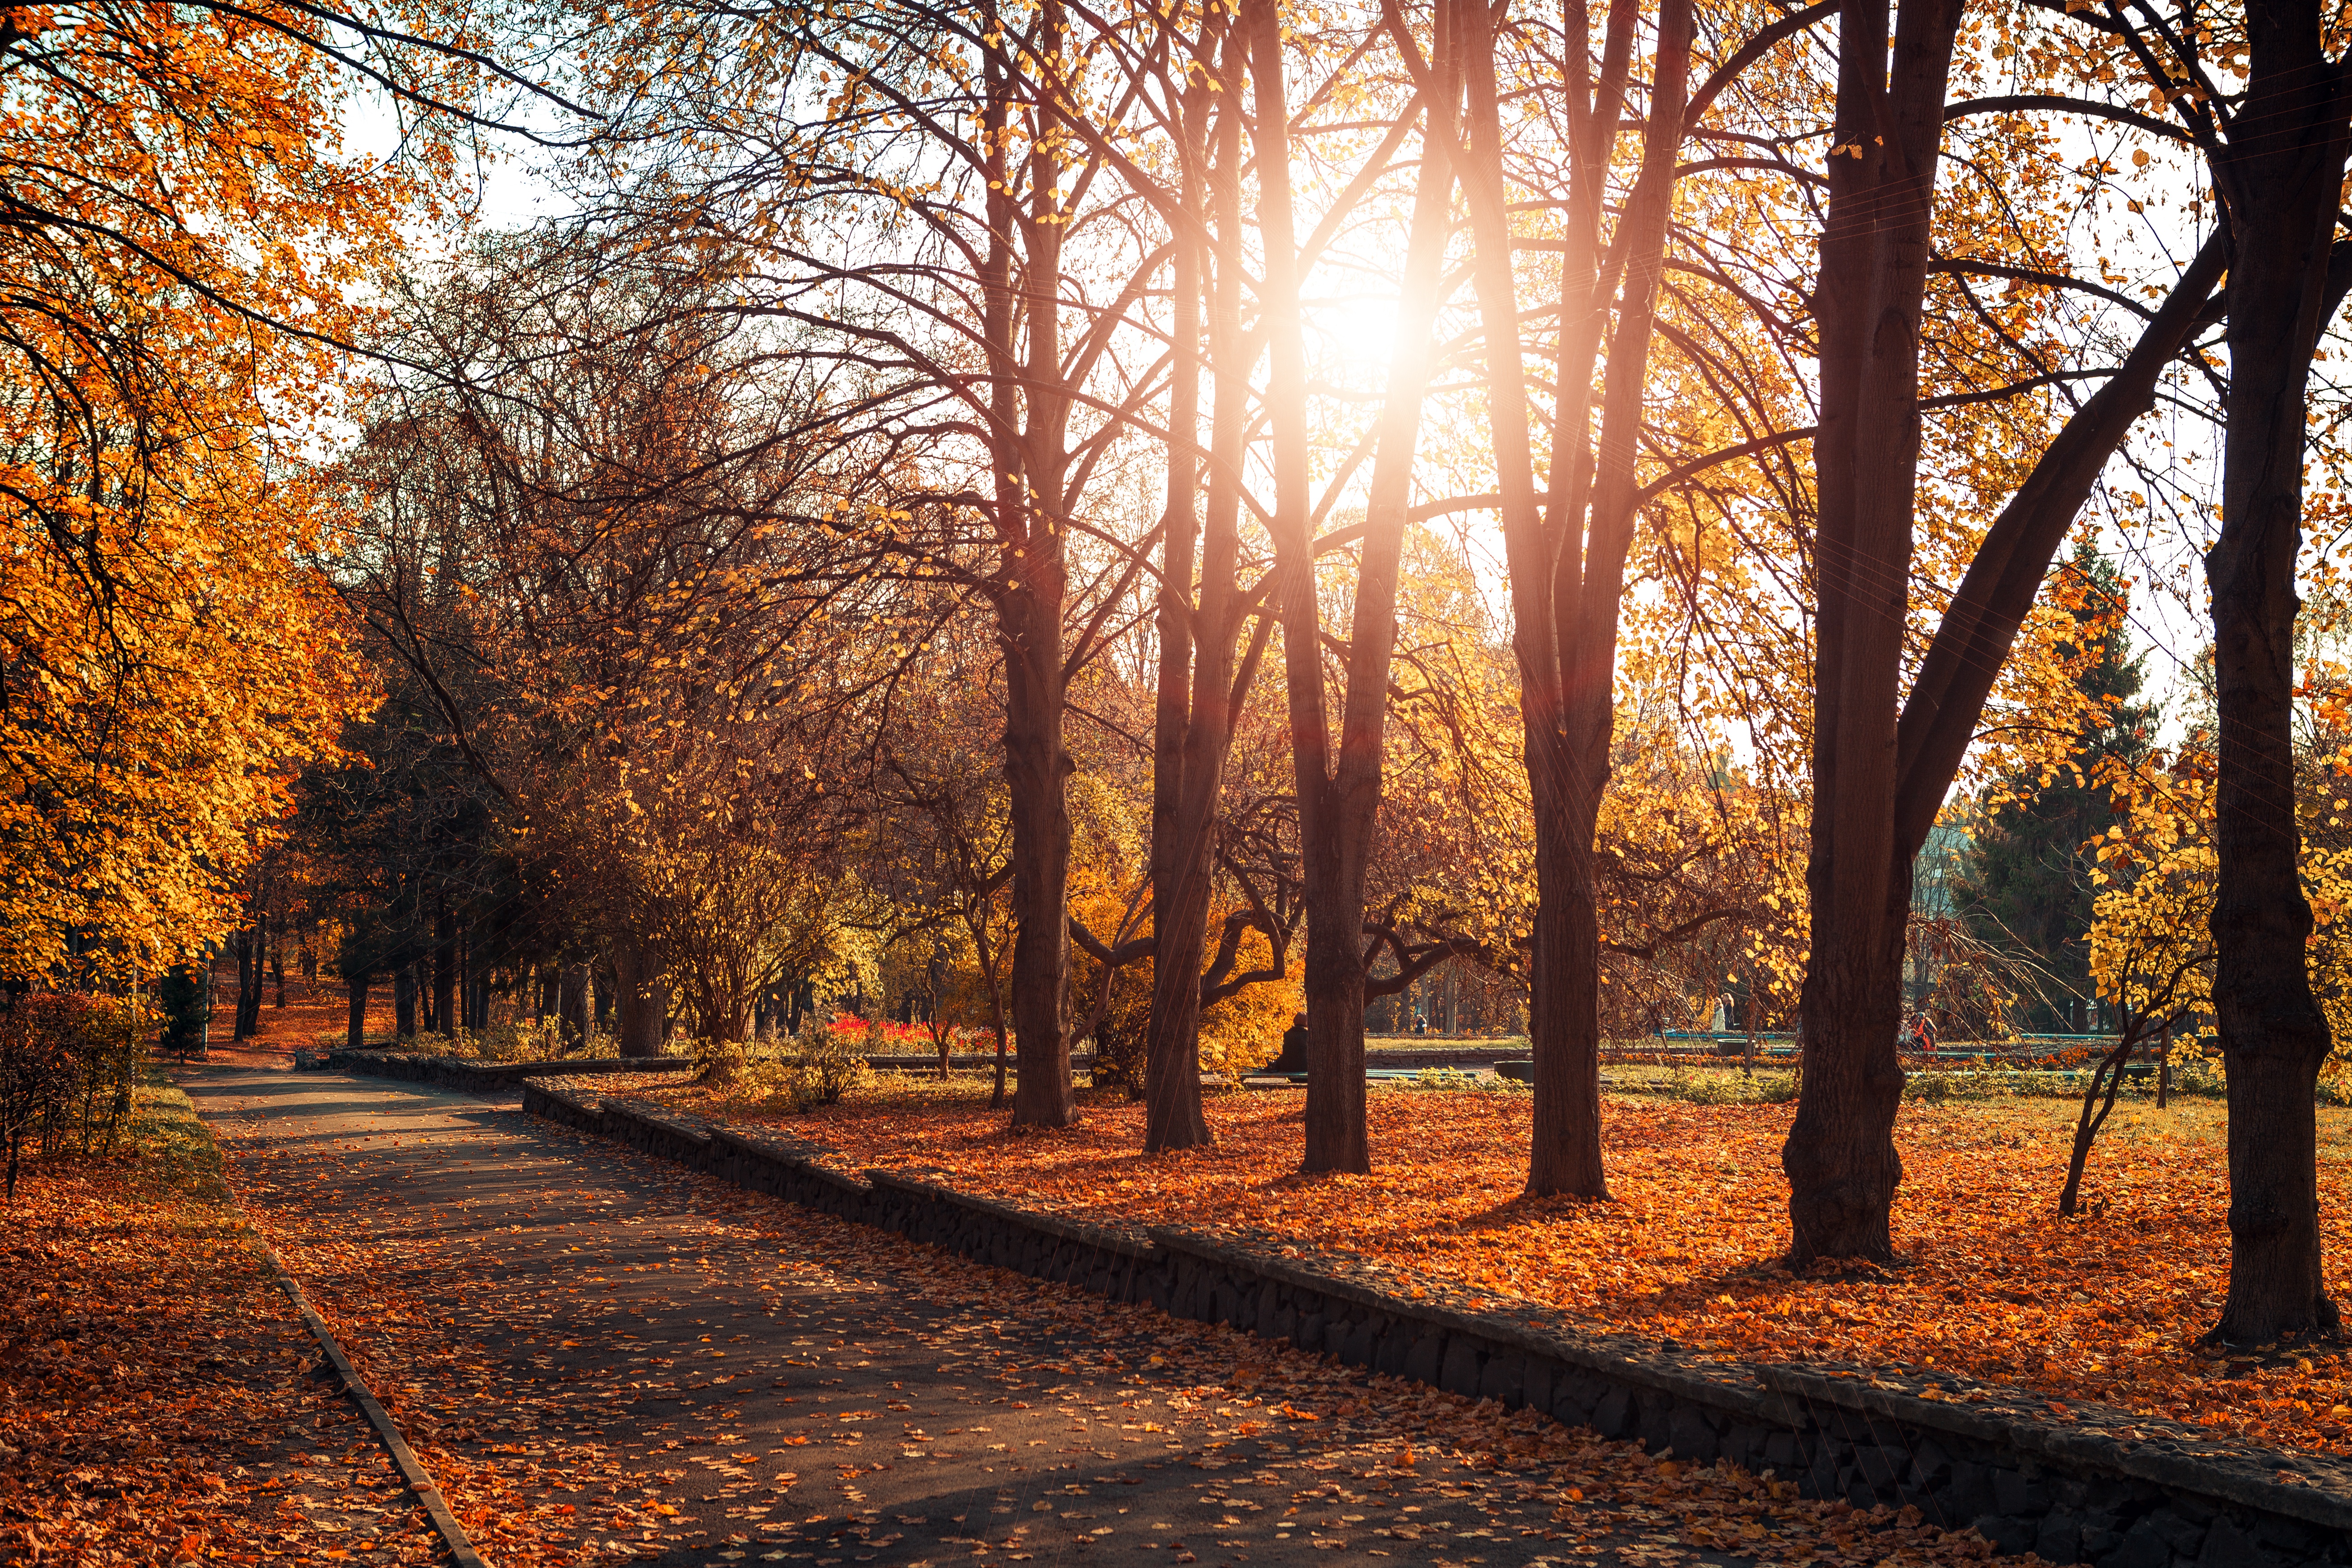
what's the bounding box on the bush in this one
[785,1015,873,1109]
[424,1019,620,1062]
[0,992,150,1200]
[1620,1065,1799,1105]
[706,1016,874,1112]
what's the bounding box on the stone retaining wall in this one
[327,1049,695,1095]
[514,1076,2349,1568]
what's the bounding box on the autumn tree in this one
[0,0,583,984]
[1780,0,2237,1265]
[334,229,891,1053]
[1959,546,2156,1031]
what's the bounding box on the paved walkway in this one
[181,1068,1957,1568]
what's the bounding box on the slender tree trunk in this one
[1144,34,1219,1153]
[1456,0,1594,1197]
[233,925,262,1040]
[1274,4,1461,1170]
[271,925,286,1009]
[979,9,1078,1131]
[395,965,417,1038]
[346,974,371,1052]
[1247,0,1360,1173]
[1780,0,1962,1265]
[1003,580,1075,1126]
[2059,1026,2137,1216]
[2205,0,2350,1342]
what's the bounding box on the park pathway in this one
[178,1067,1953,1568]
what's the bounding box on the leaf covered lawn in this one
[0,1076,439,1565]
[663,1078,2352,1458]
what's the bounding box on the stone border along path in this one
[247,1219,491,1568]
[493,1066,2352,1568]
[186,1064,1977,1568]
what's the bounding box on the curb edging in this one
[253,1237,489,1568]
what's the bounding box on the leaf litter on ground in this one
[0,1076,439,1566]
[204,1072,2034,1568]
[615,1072,2352,1460]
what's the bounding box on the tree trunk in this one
[395,965,417,1038]
[2059,1027,2136,1217]
[2205,0,2350,1342]
[271,925,285,1009]
[432,905,457,1039]
[980,9,1078,1131]
[1253,0,1461,1172]
[1780,0,1962,1265]
[233,926,263,1040]
[559,963,591,1051]
[1246,0,1360,1174]
[1143,28,1222,1154]
[1003,580,1075,1126]
[612,938,667,1058]
[345,974,371,1052]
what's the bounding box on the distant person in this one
[1269,1012,1309,1075]
[1412,1013,1428,1035]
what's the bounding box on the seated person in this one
[1266,1012,1310,1075]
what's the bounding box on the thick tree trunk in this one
[394,965,417,1038]
[612,938,667,1058]
[345,974,371,1052]
[1781,0,1961,1265]
[559,963,591,1051]
[2205,1,2350,1342]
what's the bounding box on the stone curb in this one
[216,1170,486,1568]
[342,1059,2352,1568]
[324,1049,695,1095]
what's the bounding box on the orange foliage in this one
[678,1084,2352,1455]
[0,1099,437,1562]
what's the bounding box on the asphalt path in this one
[180,1067,1965,1568]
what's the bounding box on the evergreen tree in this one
[1958,544,2155,1032]
[157,963,209,1060]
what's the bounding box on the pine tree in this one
[1959,545,2156,1032]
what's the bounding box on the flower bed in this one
[625,1075,2352,1459]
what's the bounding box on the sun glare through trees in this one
[12,0,2352,1558]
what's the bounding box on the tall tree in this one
[1781,0,2239,1263]
[2199,0,2352,1342]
